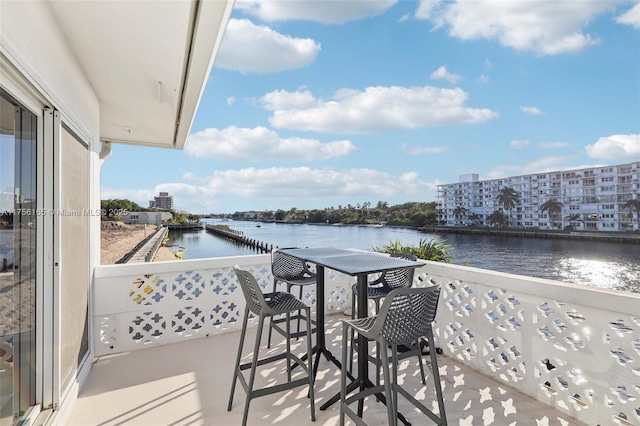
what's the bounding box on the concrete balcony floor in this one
[68,315,583,426]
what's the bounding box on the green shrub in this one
[373,236,453,263]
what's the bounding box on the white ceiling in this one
[47,0,233,149]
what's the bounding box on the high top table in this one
[278,248,425,423]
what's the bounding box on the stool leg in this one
[391,344,399,419]
[306,307,316,421]
[340,322,349,426]
[285,312,292,382]
[375,339,381,389]
[242,314,265,426]
[348,293,356,373]
[427,330,447,425]
[374,299,381,390]
[380,337,397,426]
[416,338,427,385]
[228,308,250,411]
[296,285,303,340]
[267,279,277,348]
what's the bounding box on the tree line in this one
[102,199,440,228]
[231,201,439,228]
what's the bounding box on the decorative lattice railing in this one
[93,254,640,426]
[93,255,352,356]
[415,260,640,426]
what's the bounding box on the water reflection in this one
[442,233,640,293]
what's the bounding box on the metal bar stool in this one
[349,254,427,387]
[340,286,447,426]
[228,266,316,426]
[268,248,317,347]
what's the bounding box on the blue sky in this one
[101,0,640,214]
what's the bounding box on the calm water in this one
[164,219,640,294]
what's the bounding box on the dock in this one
[117,226,169,263]
[205,224,273,253]
[167,222,204,231]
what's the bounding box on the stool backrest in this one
[233,266,266,315]
[375,285,441,345]
[377,253,417,291]
[271,248,315,281]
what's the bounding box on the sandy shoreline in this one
[101,222,177,264]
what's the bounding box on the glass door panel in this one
[0,90,37,425]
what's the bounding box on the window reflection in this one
[1,90,37,424]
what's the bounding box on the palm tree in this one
[452,206,467,225]
[496,187,520,227]
[487,210,507,227]
[622,199,640,230]
[540,198,564,229]
[564,213,584,230]
[468,213,482,226]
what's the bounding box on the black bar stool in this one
[228,266,316,426]
[268,248,317,347]
[340,286,447,426]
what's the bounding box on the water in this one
[164,219,640,294]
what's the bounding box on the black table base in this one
[277,249,423,425]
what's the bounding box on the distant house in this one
[238,211,260,220]
[122,211,173,225]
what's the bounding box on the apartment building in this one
[149,191,174,209]
[437,161,640,231]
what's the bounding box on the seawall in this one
[417,226,640,244]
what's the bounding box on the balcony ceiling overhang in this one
[47,0,233,149]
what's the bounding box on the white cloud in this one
[484,59,492,69]
[415,0,616,55]
[401,144,448,155]
[261,86,498,134]
[430,65,462,84]
[226,97,236,106]
[235,0,398,24]
[539,141,570,149]
[261,90,319,111]
[104,167,436,213]
[510,140,529,149]
[585,134,640,160]
[215,19,321,73]
[182,172,198,181]
[520,106,543,115]
[477,74,489,84]
[485,154,577,179]
[398,13,411,23]
[185,126,355,161]
[617,2,640,28]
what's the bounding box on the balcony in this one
[67,255,639,425]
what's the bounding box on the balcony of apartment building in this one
[64,254,639,426]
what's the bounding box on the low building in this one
[121,211,172,225]
[437,161,640,231]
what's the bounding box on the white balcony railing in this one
[93,255,640,426]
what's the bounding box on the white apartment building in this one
[437,161,640,231]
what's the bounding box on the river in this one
[164,219,640,294]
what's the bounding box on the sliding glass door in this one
[0,89,37,425]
